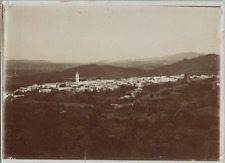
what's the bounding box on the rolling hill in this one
[5,54,219,91]
[5,64,148,91]
[37,64,148,81]
[148,54,219,75]
[5,52,204,75]
[60,54,219,79]
[96,52,205,70]
[5,60,81,74]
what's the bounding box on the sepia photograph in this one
[1,1,224,162]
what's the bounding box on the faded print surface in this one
[2,2,221,161]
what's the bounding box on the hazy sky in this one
[4,3,221,63]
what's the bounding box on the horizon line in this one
[4,52,219,64]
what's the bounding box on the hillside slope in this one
[6,60,81,74]
[60,64,148,79]
[148,54,219,75]
[97,52,204,70]
[5,54,219,91]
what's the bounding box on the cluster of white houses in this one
[12,72,218,96]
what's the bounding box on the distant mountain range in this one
[57,64,147,79]
[7,53,219,84]
[148,54,219,76]
[6,52,204,75]
[5,53,219,91]
[96,52,205,70]
[5,60,81,75]
[59,54,219,79]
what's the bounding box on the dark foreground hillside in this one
[3,78,219,160]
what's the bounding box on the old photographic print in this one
[1,1,223,162]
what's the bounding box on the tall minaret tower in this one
[75,72,79,83]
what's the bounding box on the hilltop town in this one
[9,72,219,98]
